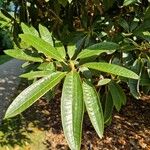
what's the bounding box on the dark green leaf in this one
[128,59,142,99]
[104,92,114,124]
[0,55,12,65]
[108,81,126,111]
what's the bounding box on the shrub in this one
[4,24,138,150]
[2,0,150,149]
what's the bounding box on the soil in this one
[22,89,150,150]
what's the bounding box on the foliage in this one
[4,24,138,150]
[2,0,150,149]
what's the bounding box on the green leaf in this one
[67,45,76,59]
[118,18,129,32]
[21,23,39,37]
[61,71,84,150]
[55,41,66,59]
[83,62,139,79]
[98,79,111,86]
[4,49,43,62]
[108,81,126,111]
[140,69,150,86]
[78,42,119,59]
[20,71,52,80]
[0,55,12,65]
[104,92,114,124]
[123,0,137,6]
[38,62,55,72]
[5,72,66,119]
[20,34,64,61]
[39,24,53,45]
[128,59,142,99]
[79,66,92,79]
[83,80,104,138]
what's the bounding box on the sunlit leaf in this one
[83,62,139,79]
[5,72,66,119]
[98,79,111,86]
[21,23,39,37]
[4,49,43,62]
[61,71,84,150]
[83,80,104,138]
[78,42,119,59]
[20,71,52,80]
[20,34,64,61]
[39,24,53,45]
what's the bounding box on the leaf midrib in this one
[7,73,65,116]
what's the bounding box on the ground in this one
[0,84,149,150]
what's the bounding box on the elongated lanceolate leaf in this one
[104,92,114,124]
[77,42,119,59]
[61,71,84,150]
[20,34,63,61]
[4,49,43,62]
[20,71,53,80]
[39,24,53,45]
[108,81,126,111]
[83,62,139,79]
[5,72,66,119]
[83,80,104,138]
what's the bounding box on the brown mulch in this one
[23,89,150,150]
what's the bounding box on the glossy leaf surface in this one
[83,62,139,79]
[4,49,43,62]
[83,80,104,138]
[5,72,66,119]
[20,34,63,61]
[61,71,84,150]
[21,23,39,37]
[20,71,52,80]
[77,42,119,59]
[39,24,53,45]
